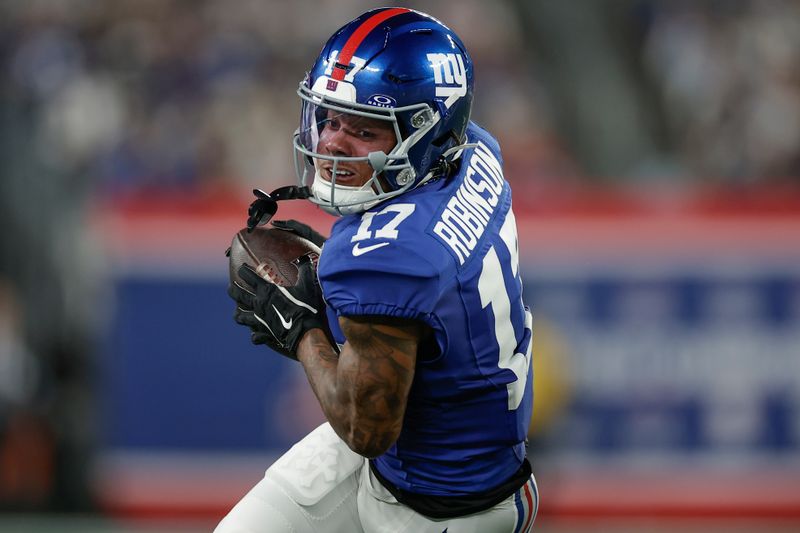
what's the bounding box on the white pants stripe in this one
[512,476,539,533]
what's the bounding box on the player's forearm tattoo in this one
[298,318,418,457]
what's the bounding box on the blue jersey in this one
[317,122,533,496]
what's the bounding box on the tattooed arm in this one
[296,315,421,458]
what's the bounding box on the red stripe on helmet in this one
[331,7,411,81]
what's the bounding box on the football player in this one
[221,8,537,532]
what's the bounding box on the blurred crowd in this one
[644,0,800,182]
[1,0,800,512]
[2,0,800,196]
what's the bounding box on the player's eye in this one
[357,130,375,139]
[323,117,341,130]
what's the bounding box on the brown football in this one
[228,227,321,287]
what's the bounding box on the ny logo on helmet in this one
[427,53,467,109]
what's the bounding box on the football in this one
[228,227,321,287]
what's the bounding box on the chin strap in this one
[246,185,312,232]
[441,142,478,159]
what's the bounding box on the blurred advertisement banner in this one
[95,199,800,519]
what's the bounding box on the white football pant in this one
[214,423,538,533]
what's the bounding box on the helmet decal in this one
[311,75,357,102]
[324,50,366,82]
[366,94,397,108]
[427,53,468,109]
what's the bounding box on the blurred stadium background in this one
[1,0,799,531]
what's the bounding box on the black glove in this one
[227,254,327,359]
[271,219,327,248]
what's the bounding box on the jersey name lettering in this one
[432,142,505,265]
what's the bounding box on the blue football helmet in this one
[293,8,474,215]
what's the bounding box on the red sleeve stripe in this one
[331,7,411,81]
